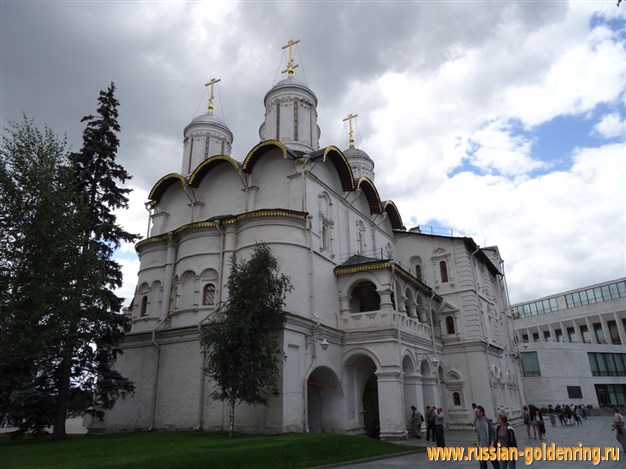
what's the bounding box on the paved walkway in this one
[332,416,624,468]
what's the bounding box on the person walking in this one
[410,405,423,438]
[425,406,435,442]
[528,405,539,439]
[495,414,517,469]
[522,405,531,438]
[612,408,625,451]
[548,405,556,426]
[474,405,499,469]
[434,407,446,447]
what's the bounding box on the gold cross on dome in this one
[281,39,300,77]
[343,113,359,146]
[204,77,221,113]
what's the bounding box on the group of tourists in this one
[410,404,445,447]
[552,403,586,425]
[522,405,546,440]
[407,401,625,465]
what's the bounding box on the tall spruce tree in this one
[0,117,91,436]
[201,244,292,437]
[48,82,139,440]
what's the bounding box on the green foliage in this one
[201,244,292,435]
[70,82,137,290]
[0,116,89,437]
[1,82,138,440]
[1,431,414,469]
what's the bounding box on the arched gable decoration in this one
[188,155,240,188]
[148,173,186,206]
[241,140,290,173]
[357,177,382,214]
[382,200,405,230]
[318,145,355,192]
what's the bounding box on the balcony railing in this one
[339,307,432,340]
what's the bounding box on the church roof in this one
[343,144,373,164]
[338,254,386,267]
[309,146,355,192]
[184,112,233,140]
[264,76,318,107]
[242,140,302,173]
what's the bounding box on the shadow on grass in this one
[1,431,419,469]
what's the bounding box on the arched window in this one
[415,264,422,281]
[203,284,216,305]
[140,296,148,317]
[439,260,449,283]
[452,392,461,406]
[350,281,380,312]
[445,316,455,334]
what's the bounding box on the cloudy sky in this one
[2,1,625,304]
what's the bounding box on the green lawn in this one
[1,432,417,468]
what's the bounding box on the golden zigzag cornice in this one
[135,209,308,252]
[334,261,391,276]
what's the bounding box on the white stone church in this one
[105,42,525,439]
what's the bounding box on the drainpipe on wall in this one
[470,246,485,339]
[196,303,221,431]
[144,201,153,238]
[470,245,497,415]
[303,210,317,433]
[302,325,318,433]
[149,316,168,432]
[499,259,524,414]
[149,232,177,431]
[429,291,446,408]
[195,220,226,431]
[391,261,406,437]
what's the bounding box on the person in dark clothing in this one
[495,414,517,469]
[425,405,435,441]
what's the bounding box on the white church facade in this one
[105,43,525,439]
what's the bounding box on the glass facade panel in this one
[588,353,598,373]
[601,285,611,300]
[608,321,620,344]
[594,324,605,343]
[580,325,590,343]
[512,279,626,319]
[589,353,626,377]
[521,352,541,377]
[586,289,597,303]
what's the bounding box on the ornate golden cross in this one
[281,39,300,77]
[204,77,221,113]
[343,113,359,146]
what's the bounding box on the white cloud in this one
[401,142,626,303]
[462,119,545,177]
[593,112,626,139]
[502,24,626,128]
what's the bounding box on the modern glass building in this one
[512,277,626,408]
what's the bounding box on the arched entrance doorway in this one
[344,352,380,437]
[307,366,343,433]
[362,373,379,438]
